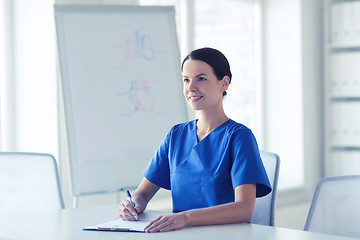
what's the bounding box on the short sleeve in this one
[230,128,272,198]
[143,129,172,190]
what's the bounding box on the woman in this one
[118,47,271,233]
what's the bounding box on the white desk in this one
[0,205,357,240]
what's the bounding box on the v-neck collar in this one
[194,118,232,144]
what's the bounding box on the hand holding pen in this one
[126,190,139,220]
[118,190,139,221]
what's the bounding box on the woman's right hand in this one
[118,178,160,221]
[118,196,141,221]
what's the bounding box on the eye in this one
[183,78,190,83]
[197,77,207,81]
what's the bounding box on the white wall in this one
[263,0,322,204]
[274,0,323,230]
[275,201,311,229]
[263,0,304,190]
[2,0,58,157]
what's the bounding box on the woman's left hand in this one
[144,213,187,233]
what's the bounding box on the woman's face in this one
[182,59,229,111]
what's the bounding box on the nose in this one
[188,79,198,92]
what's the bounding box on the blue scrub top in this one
[144,119,271,213]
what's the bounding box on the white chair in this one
[250,151,280,226]
[304,175,360,238]
[0,152,64,215]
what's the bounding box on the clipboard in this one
[83,210,169,233]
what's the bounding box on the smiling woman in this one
[118,47,271,233]
[181,51,230,114]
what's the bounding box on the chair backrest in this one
[304,175,360,238]
[250,151,280,226]
[0,152,64,214]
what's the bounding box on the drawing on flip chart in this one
[117,31,157,68]
[116,75,162,116]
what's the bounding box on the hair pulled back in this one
[181,47,232,97]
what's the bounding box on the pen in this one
[126,190,138,220]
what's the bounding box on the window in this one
[1,0,58,157]
[263,0,304,190]
[0,0,5,151]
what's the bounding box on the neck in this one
[196,107,229,134]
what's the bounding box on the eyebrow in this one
[182,73,208,78]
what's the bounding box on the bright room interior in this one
[2,0,359,232]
